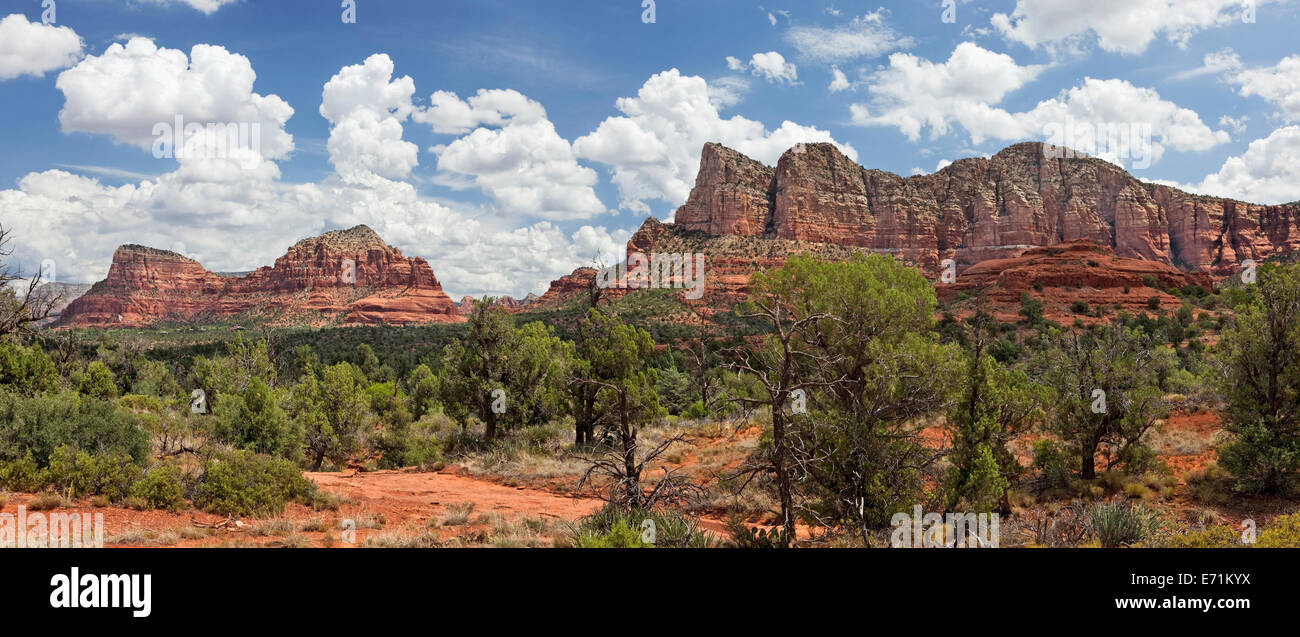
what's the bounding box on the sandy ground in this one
[308,468,604,529]
[1,467,607,548]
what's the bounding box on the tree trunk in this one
[620,394,641,507]
[1081,437,1098,480]
[771,407,795,545]
[485,410,497,441]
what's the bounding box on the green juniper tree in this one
[439,300,569,441]
[573,309,671,508]
[1033,324,1169,480]
[944,309,1046,513]
[1216,264,1300,494]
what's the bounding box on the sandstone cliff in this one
[937,239,1215,323]
[675,141,1300,275]
[57,226,462,327]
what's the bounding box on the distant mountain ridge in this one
[674,141,1299,274]
[55,225,463,327]
[532,140,1299,311]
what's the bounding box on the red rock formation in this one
[57,226,463,327]
[674,143,775,236]
[530,267,597,309]
[937,239,1214,321]
[456,294,532,316]
[676,142,1300,275]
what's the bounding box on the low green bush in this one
[1186,463,1233,506]
[0,391,149,465]
[0,452,46,492]
[128,464,188,512]
[724,516,789,548]
[1167,525,1238,548]
[576,518,649,548]
[569,505,713,548]
[1257,512,1300,548]
[193,450,315,518]
[1032,439,1070,490]
[45,446,141,502]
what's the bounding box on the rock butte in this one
[677,141,1300,274]
[535,141,1300,307]
[56,225,463,327]
[937,239,1215,323]
[55,141,1300,327]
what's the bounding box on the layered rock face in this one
[533,268,597,307]
[57,226,462,327]
[675,142,1300,274]
[674,143,775,236]
[937,239,1214,321]
[455,293,540,316]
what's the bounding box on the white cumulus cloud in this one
[319,53,419,182]
[1183,126,1300,204]
[828,66,850,92]
[574,69,856,217]
[991,0,1285,55]
[3,49,631,298]
[0,14,83,81]
[56,37,294,167]
[747,51,799,84]
[417,89,608,221]
[851,43,1229,167]
[137,0,240,14]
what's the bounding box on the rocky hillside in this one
[56,225,462,327]
[535,140,1293,316]
[677,141,1300,274]
[937,239,1215,323]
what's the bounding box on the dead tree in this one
[724,300,837,545]
[0,224,61,336]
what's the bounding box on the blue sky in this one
[2,0,1299,298]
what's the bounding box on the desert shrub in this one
[307,489,343,512]
[1186,463,1233,506]
[1032,439,1071,489]
[986,338,1025,365]
[1257,512,1300,548]
[0,391,149,466]
[0,340,59,397]
[118,393,165,414]
[1099,470,1128,494]
[1167,525,1238,548]
[683,400,708,419]
[375,412,444,470]
[1089,501,1158,548]
[1070,301,1090,314]
[725,516,789,548]
[127,464,187,512]
[569,505,712,548]
[575,518,647,548]
[45,446,142,502]
[78,361,119,400]
[212,378,301,459]
[27,492,66,511]
[192,450,314,517]
[0,452,46,492]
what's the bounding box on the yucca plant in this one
[1089,501,1157,548]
